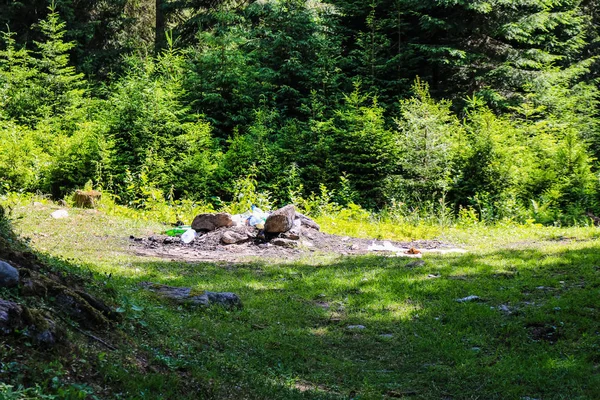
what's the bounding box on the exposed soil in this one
[130,225,462,263]
[526,322,561,343]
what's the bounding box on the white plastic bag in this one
[181,228,196,244]
[248,205,268,229]
[51,209,69,219]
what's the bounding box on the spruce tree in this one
[33,2,86,119]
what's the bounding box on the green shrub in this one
[101,49,216,202]
[386,78,462,206]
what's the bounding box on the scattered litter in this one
[368,241,401,252]
[181,228,197,244]
[368,242,467,257]
[456,295,481,303]
[164,225,191,237]
[347,325,366,330]
[51,209,69,219]
[247,205,268,229]
[427,274,441,279]
[133,206,461,262]
[231,213,247,227]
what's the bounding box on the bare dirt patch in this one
[130,226,459,263]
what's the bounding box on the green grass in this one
[2,197,600,399]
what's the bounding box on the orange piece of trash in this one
[407,247,421,254]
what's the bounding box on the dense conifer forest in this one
[1,0,599,223]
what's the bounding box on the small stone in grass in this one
[379,333,393,338]
[498,304,512,314]
[406,260,425,268]
[51,209,69,219]
[456,295,481,303]
[347,325,366,330]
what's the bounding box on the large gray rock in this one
[281,219,301,240]
[295,213,320,231]
[140,282,242,309]
[221,231,249,244]
[264,205,296,233]
[191,213,235,232]
[0,299,23,334]
[0,300,61,345]
[0,261,19,288]
[205,292,243,308]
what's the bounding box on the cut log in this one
[73,190,101,208]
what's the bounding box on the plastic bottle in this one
[181,228,196,244]
[249,205,267,229]
[164,225,191,236]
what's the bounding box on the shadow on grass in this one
[91,245,600,399]
[2,203,599,399]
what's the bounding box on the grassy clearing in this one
[1,198,600,399]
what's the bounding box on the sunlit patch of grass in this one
[315,214,442,241]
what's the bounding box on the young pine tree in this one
[33,2,86,120]
[387,78,462,205]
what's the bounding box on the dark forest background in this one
[1,0,599,224]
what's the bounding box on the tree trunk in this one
[155,0,165,52]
